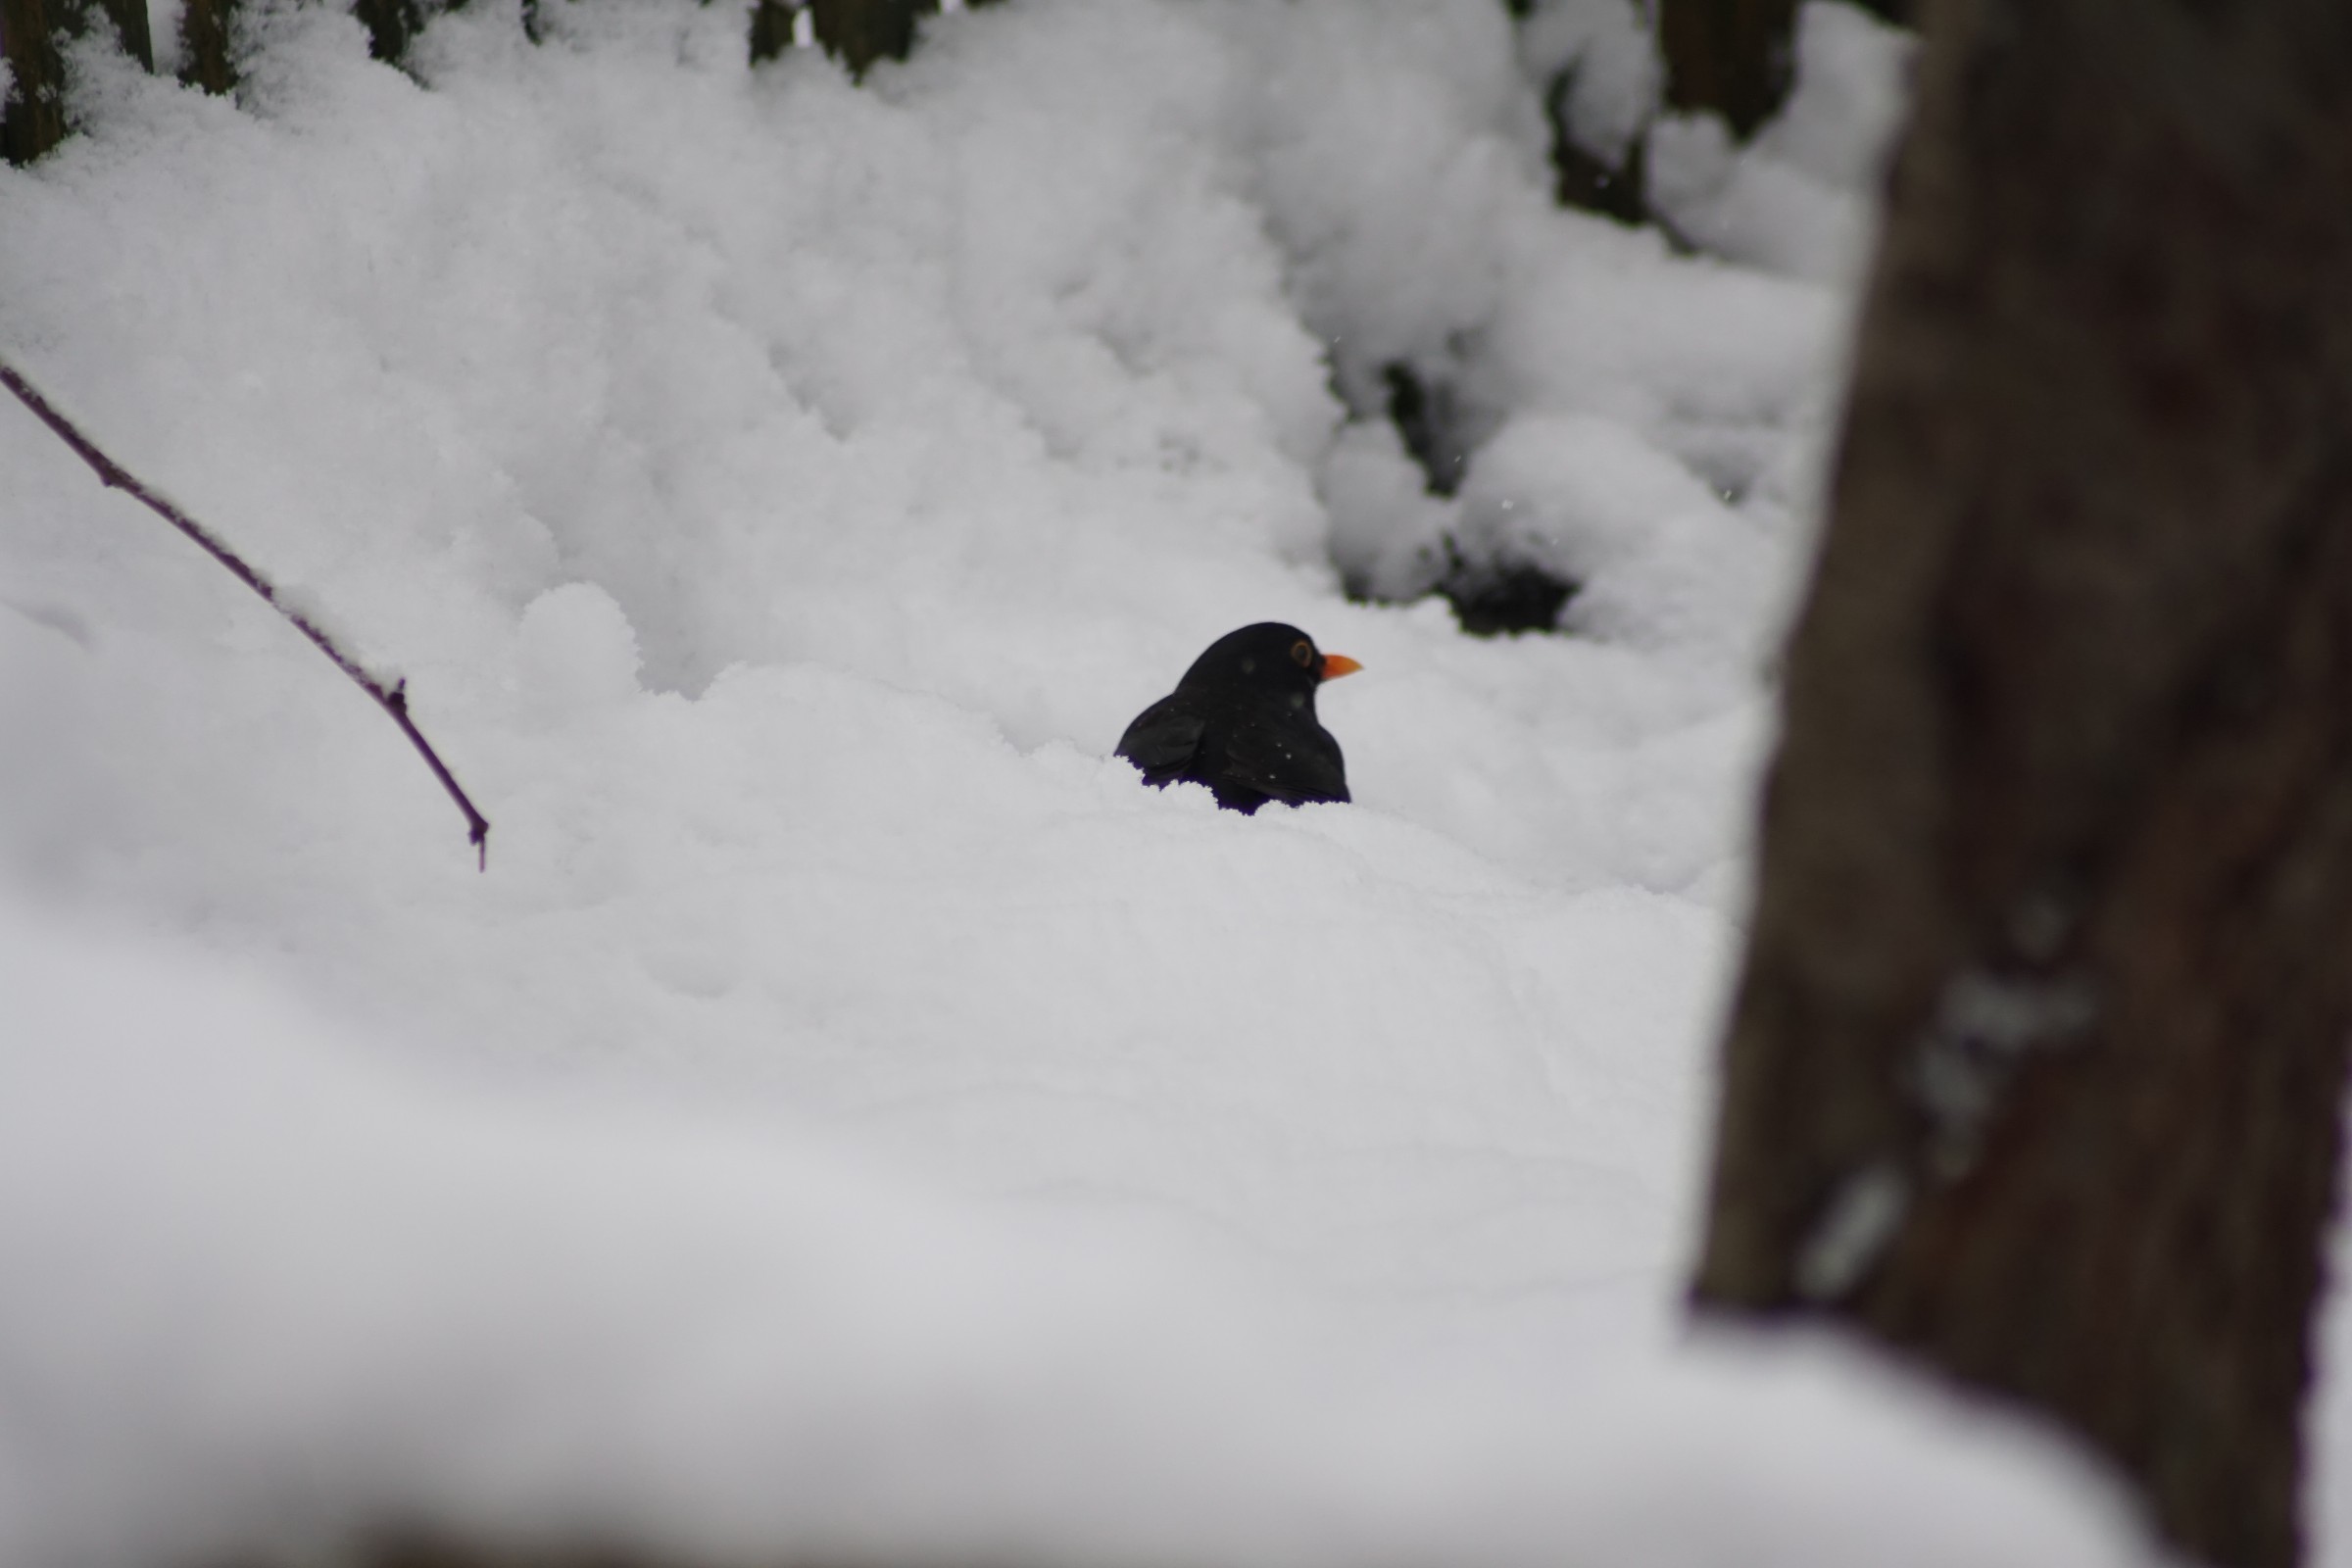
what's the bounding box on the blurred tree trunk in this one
[178,0,235,93]
[1690,0,2352,1564]
[95,0,148,70]
[1,0,151,165]
[747,0,795,66]
[352,0,427,65]
[1658,0,1795,140]
[2,0,68,163]
[808,0,934,77]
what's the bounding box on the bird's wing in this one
[1218,710,1349,806]
[1115,697,1207,783]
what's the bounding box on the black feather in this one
[1115,700,1208,782]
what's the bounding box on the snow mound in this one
[0,901,2151,1568]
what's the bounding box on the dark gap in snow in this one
[806,0,934,78]
[1366,363,1580,637]
[1382,362,1470,499]
[748,0,798,66]
[1347,365,1581,637]
[1659,0,1797,143]
[1544,70,1647,226]
[1435,539,1582,638]
[353,0,431,67]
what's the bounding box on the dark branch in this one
[0,358,492,869]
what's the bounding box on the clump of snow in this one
[1794,1161,1912,1302]
[1645,2,1916,284]
[0,0,2235,1562]
[1517,0,1657,170]
[514,582,645,720]
[1754,2,1918,192]
[144,0,189,77]
[1229,0,1858,620]
[1909,968,2101,1180]
[1318,416,1456,598]
[1453,413,1776,660]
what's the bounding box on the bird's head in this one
[1177,622,1362,702]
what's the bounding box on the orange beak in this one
[1319,653,1363,681]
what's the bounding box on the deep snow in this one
[0,0,2303,1562]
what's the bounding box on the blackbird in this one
[1116,622,1361,812]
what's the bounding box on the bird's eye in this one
[1291,639,1313,667]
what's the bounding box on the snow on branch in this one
[0,359,492,869]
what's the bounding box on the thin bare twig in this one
[1,358,492,869]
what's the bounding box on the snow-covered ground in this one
[0,0,2313,1562]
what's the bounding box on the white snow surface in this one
[0,0,2245,1562]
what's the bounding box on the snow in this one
[1906,968,2102,1182]
[0,900,2156,1568]
[0,0,2223,1562]
[1793,1162,1911,1304]
[1645,2,1915,285]
[1518,0,1655,169]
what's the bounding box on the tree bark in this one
[807,0,934,78]
[1690,1,2352,1565]
[351,0,428,66]
[1657,0,1795,141]
[95,0,149,71]
[177,0,234,95]
[747,0,794,67]
[2,0,68,164]
[2,0,153,166]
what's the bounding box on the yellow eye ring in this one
[1291,639,1314,667]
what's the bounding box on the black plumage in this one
[1115,622,1360,812]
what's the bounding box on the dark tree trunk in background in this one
[747,0,794,66]
[352,0,428,66]
[2,0,68,164]
[1542,74,1645,225]
[808,0,934,77]
[178,0,235,93]
[1691,0,2352,1563]
[0,0,146,165]
[100,0,149,69]
[1658,0,1795,141]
